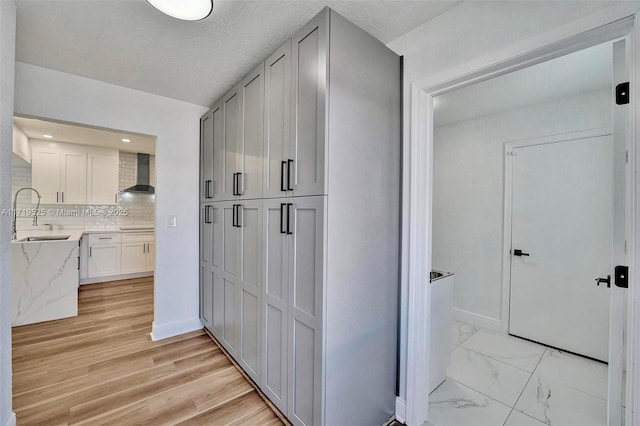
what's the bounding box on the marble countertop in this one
[12,226,155,243]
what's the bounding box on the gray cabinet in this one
[263,41,291,199]
[200,8,400,426]
[200,109,213,202]
[289,14,328,198]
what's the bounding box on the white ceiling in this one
[15,0,461,107]
[14,116,157,155]
[434,41,613,127]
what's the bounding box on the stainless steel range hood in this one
[124,153,155,194]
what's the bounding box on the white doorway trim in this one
[403,5,640,426]
[500,127,613,334]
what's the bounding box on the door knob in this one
[513,249,530,256]
[595,275,611,288]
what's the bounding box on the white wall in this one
[14,63,208,341]
[11,124,28,163]
[432,89,611,326]
[0,3,16,425]
[386,0,639,404]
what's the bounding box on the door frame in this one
[404,5,640,426]
[501,127,614,334]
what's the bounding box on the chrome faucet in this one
[12,187,41,241]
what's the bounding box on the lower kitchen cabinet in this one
[87,233,121,278]
[121,233,156,274]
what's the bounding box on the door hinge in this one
[615,265,629,288]
[616,82,630,105]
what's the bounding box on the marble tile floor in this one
[428,320,610,426]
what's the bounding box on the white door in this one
[607,38,628,426]
[88,243,121,277]
[145,242,155,271]
[200,109,214,202]
[509,134,613,361]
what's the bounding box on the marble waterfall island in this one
[12,232,80,326]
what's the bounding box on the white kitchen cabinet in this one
[87,233,121,278]
[87,147,119,205]
[121,232,155,274]
[31,141,87,204]
[199,8,400,426]
[31,141,118,205]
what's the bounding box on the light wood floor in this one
[12,277,283,425]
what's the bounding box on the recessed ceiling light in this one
[146,0,213,21]
[121,138,131,143]
[43,134,53,139]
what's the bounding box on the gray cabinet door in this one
[237,199,263,383]
[211,270,224,339]
[200,265,213,332]
[210,203,223,270]
[221,201,241,355]
[290,12,328,198]
[211,102,224,201]
[287,196,325,426]
[262,198,289,413]
[264,41,291,199]
[238,64,264,200]
[200,109,214,202]
[200,204,212,268]
[223,85,242,201]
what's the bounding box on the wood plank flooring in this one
[12,277,284,425]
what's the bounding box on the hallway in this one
[11,278,283,425]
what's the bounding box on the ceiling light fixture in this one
[43,134,53,139]
[121,138,131,143]
[146,0,213,21]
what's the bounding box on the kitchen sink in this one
[18,235,71,242]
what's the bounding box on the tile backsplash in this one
[12,151,156,230]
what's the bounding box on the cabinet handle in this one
[62,192,64,203]
[98,237,111,240]
[90,246,92,257]
[286,203,293,235]
[232,173,238,196]
[232,204,237,227]
[204,205,212,224]
[281,161,287,192]
[56,192,59,203]
[280,203,286,234]
[237,204,243,228]
[287,160,294,191]
[205,180,212,199]
[115,193,118,204]
[77,256,80,271]
[237,172,243,195]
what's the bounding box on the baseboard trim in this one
[4,412,16,426]
[453,308,501,331]
[80,271,153,285]
[150,318,203,341]
[395,397,406,424]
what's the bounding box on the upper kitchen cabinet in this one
[223,84,242,200]
[263,41,291,199]
[87,147,119,205]
[31,141,119,205]
[31,141,86,204]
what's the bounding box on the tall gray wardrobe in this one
[199,8,400,426]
